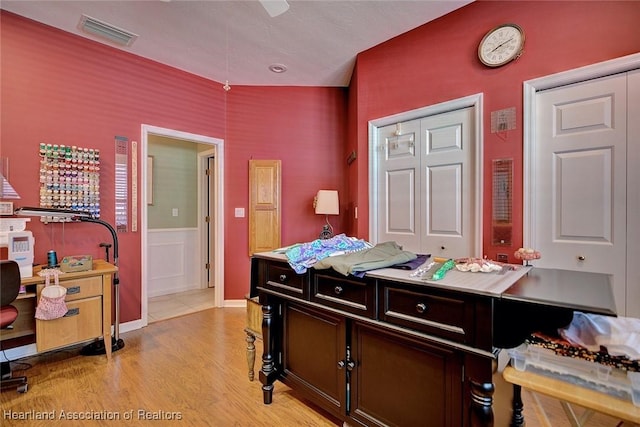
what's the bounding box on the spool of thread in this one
[47,250,58,267]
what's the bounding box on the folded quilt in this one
[285,234,371,274]
[313,241,417,276]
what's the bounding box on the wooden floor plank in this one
[1,307,627,426]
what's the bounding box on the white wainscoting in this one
[147,228,200,298]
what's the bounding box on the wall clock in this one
[478,24,525,67]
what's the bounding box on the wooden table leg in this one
[510,384,525,427]
[244,328,256,381]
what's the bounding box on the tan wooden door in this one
[249,160,281,255]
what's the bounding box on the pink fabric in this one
[35,269,68,321]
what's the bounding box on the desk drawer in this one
[37,276,103,302]
[263,261,308,299]
[311,272,375,318]
[379,282,474,344]
[36,296,102,352]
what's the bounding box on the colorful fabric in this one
[313,241,417,276]
[285,234,371,274]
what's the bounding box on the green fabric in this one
[313,241,416,276]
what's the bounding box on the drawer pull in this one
[279,274,287,282]
[67,286,81,295]
[334,286,343,295]
[415,303,428,314]
[64,308,80,317]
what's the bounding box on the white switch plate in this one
[235,208,245,218]
[172,208,178,217]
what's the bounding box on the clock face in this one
[478,24,524,67]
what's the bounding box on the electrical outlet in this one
[497,253,508,262]
[172,208,179,217]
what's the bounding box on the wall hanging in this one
[38,143,100,222]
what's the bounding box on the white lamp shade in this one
[314,190,339,215]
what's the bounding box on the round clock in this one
[478,24,525,67]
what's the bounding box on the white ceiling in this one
[1,0,473,87]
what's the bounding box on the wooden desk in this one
[0,260,117,360]
[503,365,640,426]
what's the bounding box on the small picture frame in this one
[0,201,14,215]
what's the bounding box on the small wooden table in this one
[244,296,262,381]
[503,365,640,426]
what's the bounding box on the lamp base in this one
[80,337,125,356]
[318,224,334,240]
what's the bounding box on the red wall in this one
[349,0,640,261]
[3,1,640,323]
[0,12,346,322]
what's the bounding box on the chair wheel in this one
[17,383,27,393]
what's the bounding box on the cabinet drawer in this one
[37,276,103,302]
[311,272,376,318]
[263,261,308,299]
[36,296,103,352]
[379,282,475,344]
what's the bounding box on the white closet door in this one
[533,73,628,315]
[420,107,475,258]
[376,107,476,257]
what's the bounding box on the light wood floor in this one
[148,287,216,323]
[1,307,628,427]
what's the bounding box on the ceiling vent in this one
[78,15,138,47]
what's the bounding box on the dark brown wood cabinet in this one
[251,253,617,427]
[282,303,346,419]
[350,322,463,426]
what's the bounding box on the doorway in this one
[141,125,225,325]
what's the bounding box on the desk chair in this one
[1,260,28,393]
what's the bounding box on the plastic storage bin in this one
[508,343,640,406]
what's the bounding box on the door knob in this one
[577,255,586,261]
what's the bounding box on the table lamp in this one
[314,190,339,239]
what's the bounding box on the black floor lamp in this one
[14,206,125,354]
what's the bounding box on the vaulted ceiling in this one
[1,0,473,87]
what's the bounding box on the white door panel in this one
[534,73,627,314]
[422,108,473,257]
[555,149,612,242]
[427,164,462,236]
[386,168,415,234]
[377,121,421,251]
